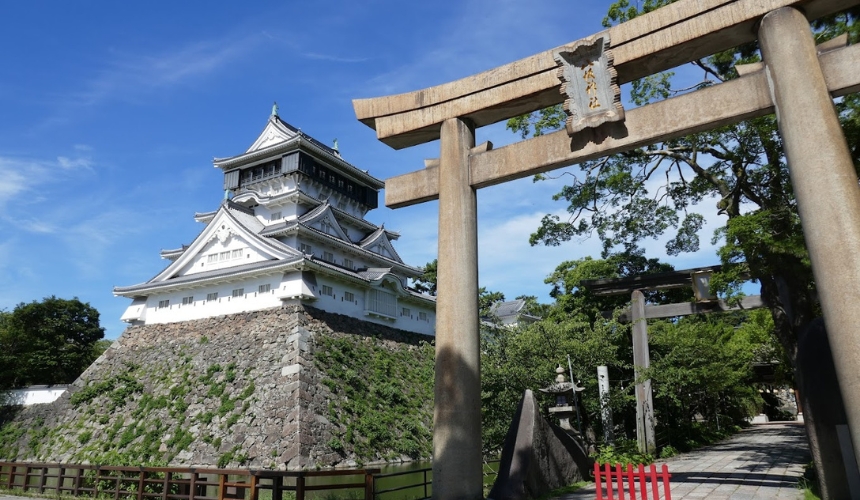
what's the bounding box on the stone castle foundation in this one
[0,305,433,469]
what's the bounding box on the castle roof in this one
[116,198,422,297]
[486,299,541,325]
[213,115,383,189]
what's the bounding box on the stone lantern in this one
[539,364,584,432]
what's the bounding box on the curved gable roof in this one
[298,203,351,242]
[245,116,300,153]
[359,227,403,263]
[147,203,298,283]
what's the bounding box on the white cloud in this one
[61,209,150,277]
[478,208,600,300]
[63,34,264,109]
[0,166,32,199]
[0,153,96,212]
[57,156,93,171]
[17,219,58,234]
[303,53,369,64]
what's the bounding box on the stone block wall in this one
[0,305,434,469]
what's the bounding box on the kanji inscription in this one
[554,33,624,135]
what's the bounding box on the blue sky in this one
[0,0,731,339]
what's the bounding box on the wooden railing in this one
[371,459,498,500]
[0,462,378,500]
[372,468,430,500]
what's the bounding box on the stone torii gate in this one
[582,265,766,454]
[353,1,860,498]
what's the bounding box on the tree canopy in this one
[507,1,859,370]
[0,296,106,389]
[478,254,785,456]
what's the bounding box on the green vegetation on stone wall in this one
[0,307,437,469]
[315,334,434,462]
[0,342,257,467]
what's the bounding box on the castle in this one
[114,108,436,335]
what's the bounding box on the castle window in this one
[239,160,282,187]
[323,251,334,262]
[207,292,218,301]
[158,299,169,309]
[231,249,243,259]
[232,288,244,298]
[271,211,282,221]
[343,258,353,270]
[344,291,355,302]
[401,307,411,317]
[322,285,333,297]
[219,251,230,261]
[419,311,428,321]
[367,289,396,318]
[182,296,194,305]
[259,284,271,293]
[299,243,312,254]
[207,254,218,264]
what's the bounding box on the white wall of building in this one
[123,270,435,335]
[310,274,436,336]
[142,274,286,324]
[4,386,67,406]
[181,236,270,276]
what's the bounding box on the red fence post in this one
[615,463,624,500]
[661,464,671,500]
[628,464,634,499]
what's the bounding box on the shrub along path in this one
[558,422,810,500]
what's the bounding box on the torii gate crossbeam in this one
[353,2,860,498]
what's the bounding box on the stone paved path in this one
[557,422,810,500]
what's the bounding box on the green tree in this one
[509,0,859,377]
[413,259,438,295]
[0,296,105,388]
[477,250,792,458]
[542,251,686,324]
[646,316,761,446]
[481,313,627,453]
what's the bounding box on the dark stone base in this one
[488,390,592,500]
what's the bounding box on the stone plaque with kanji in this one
[554,33,624,135]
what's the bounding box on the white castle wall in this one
[129,271,436,336]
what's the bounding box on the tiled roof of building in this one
[490,299,526,318]
[114,257,305,294]
[213,116,383,189]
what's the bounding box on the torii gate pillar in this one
[760,7,860,472]
[631,290,656,454]
[433,117,483,499]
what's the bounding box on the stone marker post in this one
[759,7,860,473]
[631,290,655,454]
[597,365,614,444]
[434,117,482,499]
